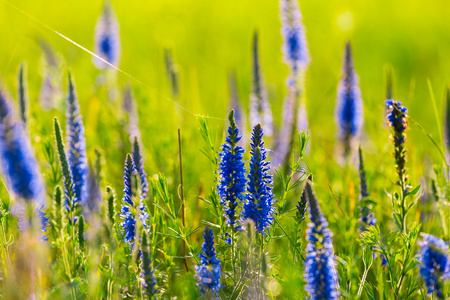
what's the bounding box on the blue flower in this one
[385,99,408,186]
[195,228,223,296]
[120,154,138,244]
[132,137,150,229]
[242,124,274,233]
[94,2,121,68]
[303,181,340,300]
[335,42,363,156]
[280,0,310,74]
[249,32,272,136]
[0,88,44,203]
[141,232,158,296]
[418,233,450,299]
[217,110,246,229]
[66,73,88,208]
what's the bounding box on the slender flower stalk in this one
[17,62,28,124]
[303,181,340,300]
[249,32,272,136]
[141,231,158,297]
[242,124,274,233]
[217,110,246,229]
[38,40,63,110]
[358,147,376,231]
[335,42,363,157]
[276,0,310,168]
[132,137,150,229]
[93,1,121,69]
[54,118,79,224]
[66,73,88,208]
[164,48,179,98]
[418,233,450,299]
[444,88,450,156]
[120,154,138,245]
[123,85,141,140]
[195,228,223,296]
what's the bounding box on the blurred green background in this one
[0,0,449,233]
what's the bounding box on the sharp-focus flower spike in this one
[242,124,274,233]
[132,137,150,229]
[195,228,223,296]
[93,1,121,69]
[296,185,307,223]
[120,154,138,244]
[335,42,363,157]
[385,99,409,187]
[0,87,44,203]
[249,32,272,136]
[217,110,246,229]
[418,233,450,299]
[141,231,158,296]
[444,88,450,154]
[105,186,116,225]
[66,73,88,208]
[123,85,141,140]
[280,0,310,74]
[17,62,28,124]
[303,181,340,300]
[54,118,79,224]
[164,48,179,98]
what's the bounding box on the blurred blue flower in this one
[217,110,246,229]
[242,124,274,233]
[303,181,340,300]
[0,88,44,203]
[195,228,223,296]
[336,42,363,156]
[66,74,88,208]
[141,232,158,296]
[94,2,121,68]
[418,233,450,299]
[280,0,310,74]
